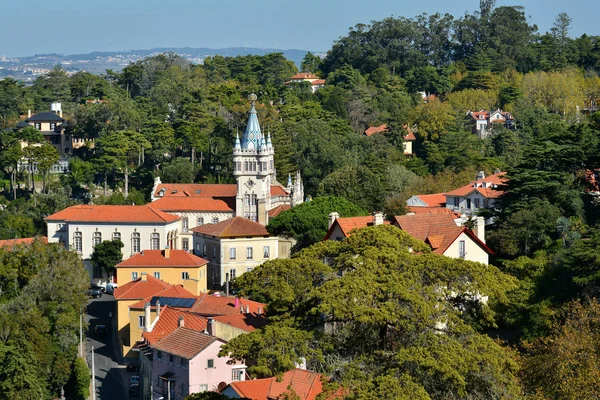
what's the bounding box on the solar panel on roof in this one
[150,297,196,308]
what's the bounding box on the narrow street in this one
[85,293,129,399]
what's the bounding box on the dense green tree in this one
[161,157,196,183]
[90,239,124,278]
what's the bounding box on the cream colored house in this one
[192,217,282,289]
[45,204,180,284]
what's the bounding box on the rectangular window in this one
[154,272,160,279]
[74,232,82,253]
[182,271,189,280]
[197,217,204,226]
[157,350,162,360]
[211,217,219,224]
[474,198,480,209]
[138,315,145,328]
[466,199,472,209]
[453,197,459,208]
[199,385,208,393]
[93,232,102,247]
[151,233,160,250]
[212,246,216,260]
[230,247,236,260]
[203,244,207,257]
[207,359,214,368]
[232,370,243,381]
[182,238,189,251]
[132,272,138,280]
[182,217,189,233]
[246,267,254,272]
[263,246,270,259]
[459,240,466,259]
[112,232,121,241]
[246,247,253,260]
[50,122,56,130]
[169,354,174,363]
[132,232,140,253]
[35,123,41,130]
[229,268,236,280]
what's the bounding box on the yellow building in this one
[116,248,209,295]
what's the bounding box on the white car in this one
[106,283,118,295]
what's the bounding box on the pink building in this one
[151,326,246,399]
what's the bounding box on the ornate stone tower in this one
[233,94,275,225]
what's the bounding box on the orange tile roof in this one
[364,124,388,136]
[150,327,218,359]
[154,183,237,198]
[393,213,493,255]
[268,204,291,218]
[226,369,332,400]
[213,313,268,332]
[324,215,389,239]
[311,79,326,85]
[192,294,266,317]
[290,73,321,80]
[444,173,507,199]
[149,196,235,212]
[113,275,174,300]
[0,236,47,248]
[192,217,270,238]
[414,193,446,207]
[270,185,289,197]
[143,306,208,345]
[402,124,416,141]
[129,285,200,310]
[45,205,180,224]
[407,207,462,219]
[116,249,209,268]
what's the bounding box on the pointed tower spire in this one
[267,131,272,149]
[241,93,263,151]
[287,173,292,189]
[234,130,241,152]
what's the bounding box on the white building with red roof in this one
[284,72,325,93]
[444,171,507,216]
[467,109,515,138]
[363,124,416,155]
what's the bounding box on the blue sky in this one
[2,0,598,57]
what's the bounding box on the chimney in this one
[476,171,485,181]
[27,109,31,118]
[156,300,161,317]
[141,272,148,281]
[474,216,486,243]
[164,246,170,259]
[144,302,151,331]
[178,316,184,328]
[374,212,384,226]
[328,212,340,229]
[207,317,214,336]
[234,297,240,309]
[257,307,262,316]
[225,273,230,297]
[245,305,250,314]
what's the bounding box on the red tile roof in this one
[191,294,266,317]
[45,205,180,224]
[311,79,326,86]
[364,124,388,136]
[154,183,237,198]
[324,215,389,239]
[149,196,235,212]
[192,217,270,238]
[226,369,334,400]
[270,185,289,197]
[414,193,446,207]
[0,236,47,248]
[113,275,174,300]
[402,124,416,141]
[143,306,208,345]
[268,204,291,218]
[444,173,507,199]
[150,327,218,359]
[393,213,493,255]
[116,249,208,268]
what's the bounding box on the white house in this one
[444,171,506,217]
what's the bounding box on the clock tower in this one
[233,94,275,225]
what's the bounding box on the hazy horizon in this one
[2,0,598,58]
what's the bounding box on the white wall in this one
[443,232,488,265]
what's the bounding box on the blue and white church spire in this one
[233,94,275,226]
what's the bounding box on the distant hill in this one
[0,47,325,81]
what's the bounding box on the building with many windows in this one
[192,217,282,289]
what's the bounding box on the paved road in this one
[86,293,130,399]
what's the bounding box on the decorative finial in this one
[248,93,257,102]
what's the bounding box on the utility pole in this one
[79,310,83,358]
[167,380,171,400]
[91,346,96,400]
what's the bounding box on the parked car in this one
[129,374,140,386]
[90,284,105,292]
[106,283,118,295]
[128,383,140,397]
[94,325,107,336]
[87,287,103,298]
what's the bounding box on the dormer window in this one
[159,188,166,196]
[172,190,178,194]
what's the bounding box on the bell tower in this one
[233,94,275,225]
